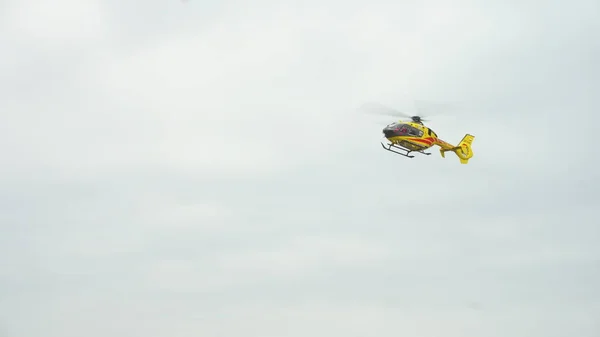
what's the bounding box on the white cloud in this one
[125,235,395,296]
[216,235,393,275]
[133,196,231,231]
[35,10,351,175]
[2,0,108,43]
[1,0,600,336]
[12,297,599,337]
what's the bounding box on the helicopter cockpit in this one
[383,122,423,137]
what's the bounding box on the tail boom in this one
[436,134,475,164]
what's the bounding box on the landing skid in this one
[380,142,431,158]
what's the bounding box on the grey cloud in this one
[1,0,600,336]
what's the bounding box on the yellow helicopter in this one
[361,102,475,164]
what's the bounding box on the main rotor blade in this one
[414,100,465,118]
[359,102,414,119]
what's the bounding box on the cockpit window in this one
[385,123,424,137]
[405,125,423,137]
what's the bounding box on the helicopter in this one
[360,102,475,164]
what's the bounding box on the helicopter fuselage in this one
[380,120,475,163]
[382,121,438,151]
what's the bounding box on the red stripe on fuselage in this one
[406,137,435,146]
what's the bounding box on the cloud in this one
[215,235,393,274]
[2,0,108,43]
[1,0,600,336]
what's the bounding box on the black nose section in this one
[383,126,401,138]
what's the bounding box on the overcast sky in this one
[1,0,599,336]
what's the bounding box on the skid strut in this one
[380,142,431,158]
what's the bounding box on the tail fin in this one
[439,134,475,164]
